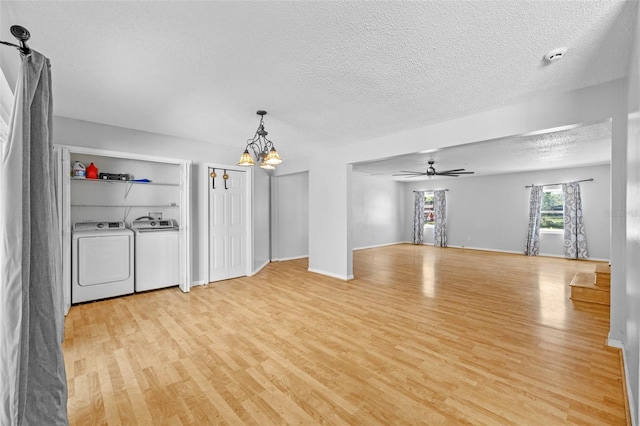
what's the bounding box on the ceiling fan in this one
[393,160,475,178]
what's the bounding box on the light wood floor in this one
[63,245,626,425]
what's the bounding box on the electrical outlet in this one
[148,211,163,220]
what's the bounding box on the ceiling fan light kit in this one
[238,110,283,170]
[393,160,474,178]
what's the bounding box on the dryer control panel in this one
[73,221,126,231]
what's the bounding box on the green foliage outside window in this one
[541,190,564,230]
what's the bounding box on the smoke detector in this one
[544,47,567,63]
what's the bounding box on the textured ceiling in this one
[353,121,612,180]
[0,1,635,171]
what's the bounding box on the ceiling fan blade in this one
[436,171,475,176]
[436,168,466,174]
[392,171,427,176]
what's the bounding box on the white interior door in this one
[209,168,246,282]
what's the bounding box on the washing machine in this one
[72,221,135,303]
[131,218,180,292]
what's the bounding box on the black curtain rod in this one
[525,178,593,188]
[0,25,31,55]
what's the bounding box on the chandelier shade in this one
[237,149,255,166]
[264,148,283,165]
[238,110,283,169]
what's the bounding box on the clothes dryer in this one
[71,221,135,303]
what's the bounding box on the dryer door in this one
[77,235,132,286]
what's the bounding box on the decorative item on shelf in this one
[86,162,99,179]
[99,173,130,181]
[72,161,86,179]
[237,110,283,170]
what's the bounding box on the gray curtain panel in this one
[0,50,68,425]
[413,191,425,244]
[433,190,447,247]
[562,182,588,259]
[525,185,543,256]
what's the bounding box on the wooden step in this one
[594,263,610,287]
[570,272,610,305]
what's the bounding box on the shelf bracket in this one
[124,182,134,199]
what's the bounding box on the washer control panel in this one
[131,219,177,230]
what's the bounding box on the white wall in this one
[352,173,405,249]
[403,164,611,260]
[624,3,640,423]
[308,160,353,280]
[252,168,271,272]
[54,116,270,286]
[271,172,309,260]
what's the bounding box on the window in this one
[424,192,435,226]
[540,186,563,231]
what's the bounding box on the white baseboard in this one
[273,254,309,262]
[354,242,404,251]
[191,280,207,287]
[607,336,623,349]
[308,267,354,281]
[445,245,610,262]
[446,245,522,255]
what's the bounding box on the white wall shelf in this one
[70,204,179,208]
[70,178,179,187]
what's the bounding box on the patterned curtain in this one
[412,191,425,244]
[562,182,588,259]
[433,190,447,247]
[525,185,543,256]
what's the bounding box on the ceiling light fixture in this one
[238,110,283,170]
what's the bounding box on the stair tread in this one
[570,271,610,305]
[569,272,599,288]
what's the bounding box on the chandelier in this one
[237,110,283,170]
